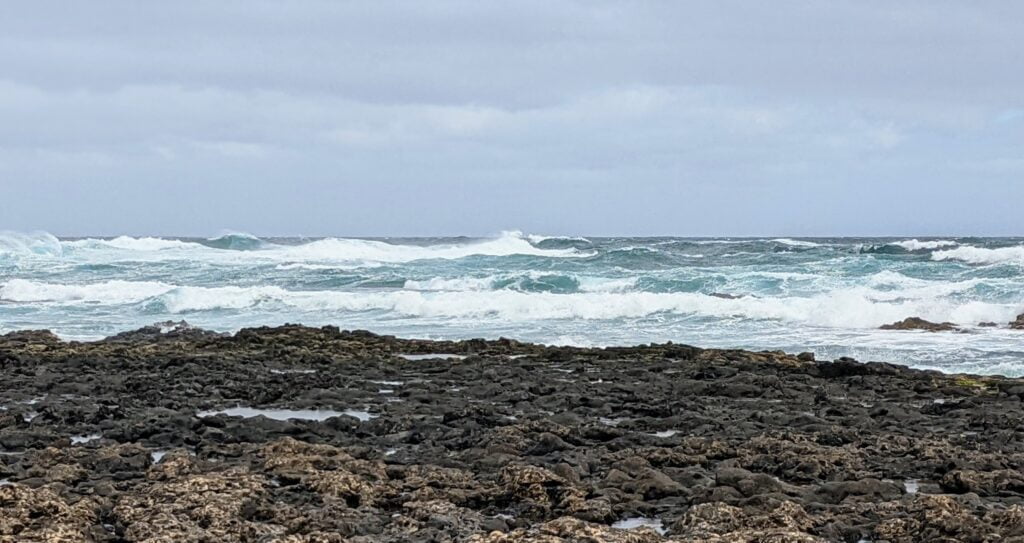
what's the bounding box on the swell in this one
[44,231,590,264]
[4,278,1021,329]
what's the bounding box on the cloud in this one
[0,1,1021,235]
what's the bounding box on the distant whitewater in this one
[1,231,1023,375]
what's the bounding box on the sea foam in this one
[8,279,1016,330]
[4,231,1024,374]
[276,231,587,263]
[0,231,63,257]
[889,239,958,251]
[932,245,1024,265]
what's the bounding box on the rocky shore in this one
[2,324,1024,542]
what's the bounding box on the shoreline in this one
[2,324,1024,541]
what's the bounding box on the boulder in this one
[880,317,959,332]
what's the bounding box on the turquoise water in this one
[2,231,1023,375]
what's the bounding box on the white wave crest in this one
[50,231,589,265]
[66,236,195,251]
[931,245,1024,265]
[6,279,1019,329]
[0,279,173,304]
[525,234,591,244]
[0,231,63,257]
[175,288,1016,328]
[770,238,820,247]
[159,285,292,312]
[280,231,585,263]
[889,239,958,251]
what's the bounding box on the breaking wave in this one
[61,236,195,252]
[4,278,1020,330]
[770,238,821,248]
[889,239,959,251]
[3,231,1024,372]
[932,245,1024,265]
[0,231,63,257]
[53,231,587,264]
[276,231,587,263]
[202,232,267,251]
[0,278,174,304]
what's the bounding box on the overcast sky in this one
[1,1,1021,236]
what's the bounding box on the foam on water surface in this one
[3,232,1024,375]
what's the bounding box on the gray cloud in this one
[0,1,1021,235]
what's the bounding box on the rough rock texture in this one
[879,317,960,332]
[1010,313,1024,330]
[1,324,1024,542]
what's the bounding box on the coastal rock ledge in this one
[2,324,1024,542]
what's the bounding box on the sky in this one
[0,1,1022,237]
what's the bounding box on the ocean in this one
[1,231,1022,375]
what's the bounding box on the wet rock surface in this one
[1,324,1023,542]
[879,317,960,332]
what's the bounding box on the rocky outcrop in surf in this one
[2,325,1024,541]
[880,317,960,332]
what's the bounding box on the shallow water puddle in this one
[0,479,11,487]
[370,380,403,386]
[196,407,377,422]
[649,430,678,438]
[612,517,667,535]
[397,353,467,361]
[22,411,39,422]
[71,434,101,445]
[904,479,919,494]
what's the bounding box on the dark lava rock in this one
[1,324,1023,542]
[880,317,960,332]
[1010,313,1024,329]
